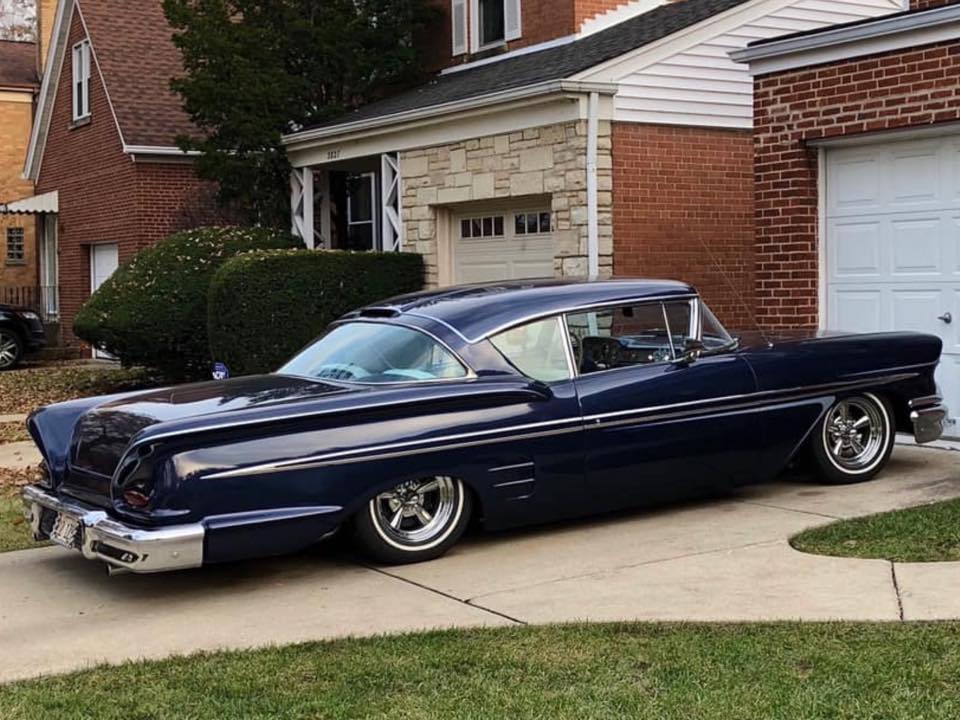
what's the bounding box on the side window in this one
[566,301,693,375]
[490,316,572,383]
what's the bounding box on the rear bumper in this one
[22,484,204,574]
[909,395,948,444]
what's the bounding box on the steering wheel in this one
[315,363,371,381]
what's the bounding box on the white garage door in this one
[453,208,555,284]
[825,136,959,436]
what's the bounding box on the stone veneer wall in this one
[399,120,613,287]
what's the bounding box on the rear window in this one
[490,317,572,383]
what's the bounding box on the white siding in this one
[612,0,903,128]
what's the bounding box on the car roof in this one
[354,278,697,343]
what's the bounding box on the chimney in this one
[36,0,59,74]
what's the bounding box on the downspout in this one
[586,91,600,280]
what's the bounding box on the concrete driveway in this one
[1,444,958,684]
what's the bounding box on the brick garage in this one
[27,0,222,346]
[738,1,960,330]
[734,0,960,431]
[612,123,755,329]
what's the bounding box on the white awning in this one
[0,190,58,214]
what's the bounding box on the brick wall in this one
[575,0,632,28]
[910,0,959,10]
[612,123,756,330]
[0,88,39,288]
[753,38,960,330]
[36,7,220,345]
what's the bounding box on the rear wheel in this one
[810,393,894,484]
[353,475,472,564]
[0,329,23,370]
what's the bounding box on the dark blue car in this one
[22,279,947,573]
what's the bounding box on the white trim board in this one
[731,2,960,74]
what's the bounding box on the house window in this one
[72,39,91,121]
[456,0,520,55]
[5,228,25,265]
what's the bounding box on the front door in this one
[568,299,758,510]
[89,243,119,359]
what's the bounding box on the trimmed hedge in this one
[208,250,425,376]
[74,227,299,381]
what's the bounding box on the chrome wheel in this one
[822,396,886,472]
[370,476,463,550]
[0,331,21,369]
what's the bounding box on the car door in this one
[567,298,759,512]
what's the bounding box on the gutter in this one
[730,3,960,64]
[282,80,618,148]
[123,144,200,159]
[586,91,600,280]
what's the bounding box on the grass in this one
[0,364,159,416]
[791,498,960,563]
[1,623,959,719]
[0,466,45,553]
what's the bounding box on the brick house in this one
[284,0,903,330]
[732,0,960,433]
[0,39,40,301]
[14,0,219,345]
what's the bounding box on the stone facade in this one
[399,119,613,286]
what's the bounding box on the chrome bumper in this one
[22,485,205,574]
[909,395,948,444]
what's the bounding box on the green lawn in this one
[0,486,42,554]
[791,498,960,563]
[1,623,959,719]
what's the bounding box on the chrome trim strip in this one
[409,293,700,345]
[203,372,917,479]
[493,478,536,489]
[488,461,535,472]
[909,394,943,409]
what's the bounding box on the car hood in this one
[71,374,351,478]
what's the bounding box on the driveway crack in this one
[733,499,841,521]
[890,562,905,621]
[362,564,528,626]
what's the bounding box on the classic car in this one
[0,303,46,370]
[22,279,947,574]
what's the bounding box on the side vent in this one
[488,460,535,501]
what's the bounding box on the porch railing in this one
[0,285,59,322]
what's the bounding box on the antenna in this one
[694,235,774,348]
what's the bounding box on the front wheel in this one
[353,475,472,564]
[0,329,23,370]
[810,392,894,484]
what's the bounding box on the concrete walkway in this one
[0,441,40,471]
[0,444,958,683]
[0,414,27,424]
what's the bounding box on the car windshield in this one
[279,323,469,384]
[700,302,737,353]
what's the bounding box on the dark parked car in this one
[0,304,46,370]
[22,279,946,574]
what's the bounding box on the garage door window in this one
[515,212,551,235]
[460,215,505,239]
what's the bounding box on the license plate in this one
[50,513,80,548]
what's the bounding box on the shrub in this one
[208,250,425,376]
[74,227,299,381]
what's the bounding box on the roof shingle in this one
[307,0,751,133]
[79,0,196,147]
[0,39,38,88]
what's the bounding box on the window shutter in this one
[504,0,521,41]
[452,0,468,56]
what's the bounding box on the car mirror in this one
[675,338,705,365]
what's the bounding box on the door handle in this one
[938,312,953,324]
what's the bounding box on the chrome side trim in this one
[488,461,535,472]
[22,485,204,574]
[408,293,700,344]
[203,372,917,480]
[909,394,942,410]
[492,478,536,489]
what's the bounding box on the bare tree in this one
[0,0,37,42]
